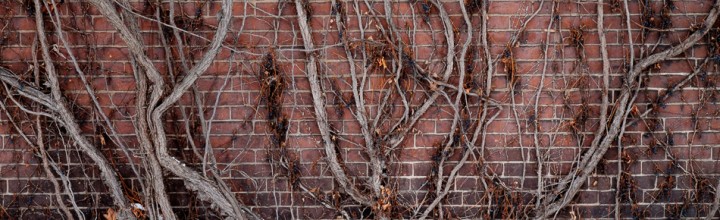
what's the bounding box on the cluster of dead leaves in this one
[103,206,146,220]
[373,186,396,215]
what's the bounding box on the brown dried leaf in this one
[429,82,438,91]
[103,208,117,220]
[382,203,392,211]
[378,57,387,69]
[309,187,320,195]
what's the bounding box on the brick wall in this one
[0,0,719,219]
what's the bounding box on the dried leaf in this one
[131,203,146,218]
[382,203,392,211]
[631,105,639,115]
[378,57,387,69]
[103,208,117,220]
[654,63,662,70]
[429,82,438,91]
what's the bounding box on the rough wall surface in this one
[0,0,719,219]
